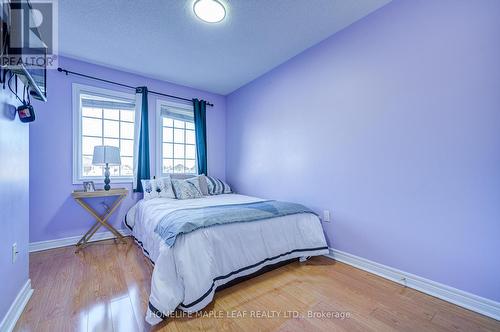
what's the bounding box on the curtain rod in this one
[56,67,214,107]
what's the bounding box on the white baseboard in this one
[29,229,131,253]
[0,279,33,332]
[326,248,500,321]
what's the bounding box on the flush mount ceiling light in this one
[193,0,226,23]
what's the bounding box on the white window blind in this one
[72,84,136,183]
[157,102,197,175]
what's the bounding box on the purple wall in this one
[29,56,226,243]
[226,0,500,302]
[0,88,30,320]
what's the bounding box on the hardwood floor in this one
[14,238,500,332]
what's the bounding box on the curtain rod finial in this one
[57,67,69,75]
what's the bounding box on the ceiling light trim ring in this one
[193,0,226,23]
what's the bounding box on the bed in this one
[125,191,329,326]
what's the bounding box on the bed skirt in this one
[146,245,328,324]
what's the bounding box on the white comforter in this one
[126,194,328,325]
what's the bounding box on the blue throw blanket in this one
[155,200,317,247]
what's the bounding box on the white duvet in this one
[125,194,329,325]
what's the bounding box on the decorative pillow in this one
[156,176,175,199]
[206,176,232,195]
[171,177,204,200]
[196,175,209,196]
[141,179,159,200]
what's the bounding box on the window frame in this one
[156,99,197,177]
[72,83,136,184]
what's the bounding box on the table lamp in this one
[92,145,121,191]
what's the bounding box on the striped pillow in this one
[206,176,232,195]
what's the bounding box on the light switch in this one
[12,243,18,263]
[323,210,331,222]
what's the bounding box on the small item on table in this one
[83,181,95,192]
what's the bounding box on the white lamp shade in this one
[92,146,121,166]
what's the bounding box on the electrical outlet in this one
[12,243,18,263]
[323,210,331,222]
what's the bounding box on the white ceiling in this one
[59,0,391,95]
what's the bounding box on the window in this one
[73,84,136,183]
[157,100,197,175]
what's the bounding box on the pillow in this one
[156,176,175,199]
[197,175,209,196]
[171,177,204,199]
[141,179,159,200]
[206,176,232,195]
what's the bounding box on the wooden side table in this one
[72,188,128,252]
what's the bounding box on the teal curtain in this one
[193,99,207,175]
[134,86,150,192]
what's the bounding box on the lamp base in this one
[104,163,111,191]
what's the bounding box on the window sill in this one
[72,178,134,186]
